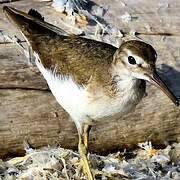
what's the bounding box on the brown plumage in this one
[3,6,179,180]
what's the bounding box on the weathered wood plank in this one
[0,89,77,158]
[0,44,48,90]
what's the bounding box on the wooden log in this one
[0,0,180,159]
[0,42,180,159]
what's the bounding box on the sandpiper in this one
[3,6,179,180]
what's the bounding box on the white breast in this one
[34,53,144,128]
[34,53,89,127]
[86,78,143,120]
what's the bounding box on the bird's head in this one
[113,40,179,106]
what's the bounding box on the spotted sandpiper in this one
[3,6,179,180]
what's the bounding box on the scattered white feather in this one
[121,12,132,23]
[102,164,116,173]
[51,0,124,47]
[1,143,179,179]
[138,141,153,151]
[52,0,87,15]
[52,0,67,13]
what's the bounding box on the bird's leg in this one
[83,124,91,149]
[78,124,93,180]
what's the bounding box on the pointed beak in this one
[146,70,179,106]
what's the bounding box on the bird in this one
[3,6,179,180]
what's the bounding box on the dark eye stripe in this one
[128,56,136,65]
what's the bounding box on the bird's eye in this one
[128,56,136,65]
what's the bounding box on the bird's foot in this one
[79,141,93,180]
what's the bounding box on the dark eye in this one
[128,56,136,65]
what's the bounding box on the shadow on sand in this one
[158,64,180,100]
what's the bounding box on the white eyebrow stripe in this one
[125,49,149,68]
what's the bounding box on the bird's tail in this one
[3,6,68,37]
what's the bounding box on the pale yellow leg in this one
[83,124,91,149]
[78,124,93,180]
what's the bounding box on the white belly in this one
[35,53,143,127]
[35,56,88,124]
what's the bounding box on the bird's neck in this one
[109,62,141,92]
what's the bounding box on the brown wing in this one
[31,35,116,85]
[4,6,117,85]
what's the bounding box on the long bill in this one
[147,70,179,106]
